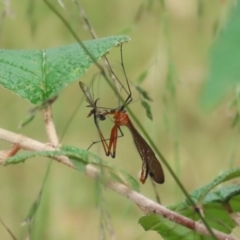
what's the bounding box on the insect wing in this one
[79,81,95,107]
[128,122,165,184]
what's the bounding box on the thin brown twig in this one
[0,127,238,240]
[42,105,59,147]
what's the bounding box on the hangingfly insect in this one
[79,45,164,184]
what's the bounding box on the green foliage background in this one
[0,0,239,239]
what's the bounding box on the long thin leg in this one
[119,44,132,108]
[107,126,124,158]
[112,127,118,158]
[97,127,112,157]
[92,111,111,157]
[87,126,124,158]
[107,125,118,158]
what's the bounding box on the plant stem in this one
[42,105,59,147]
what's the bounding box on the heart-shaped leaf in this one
[0,35,130,104]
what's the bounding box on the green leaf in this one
[139,169,240,238]
[19,114,35,128]
[61,145,140,191]
[4,145,139,191]
[141,101,153,120]
[173,185,240,234]
[134,83,153,120]
[200,2,240,108]
[4,150,62,165]
[139,214,213,240]
[135,85,153,102]
[135,70,148,84]
[0,35,130,104]
[168,168,240,212]
[188,167,240,203]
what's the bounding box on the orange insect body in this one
[107,110,164,184]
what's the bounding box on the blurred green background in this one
[0,0,239,239]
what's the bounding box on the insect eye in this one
[99,115,106,121]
